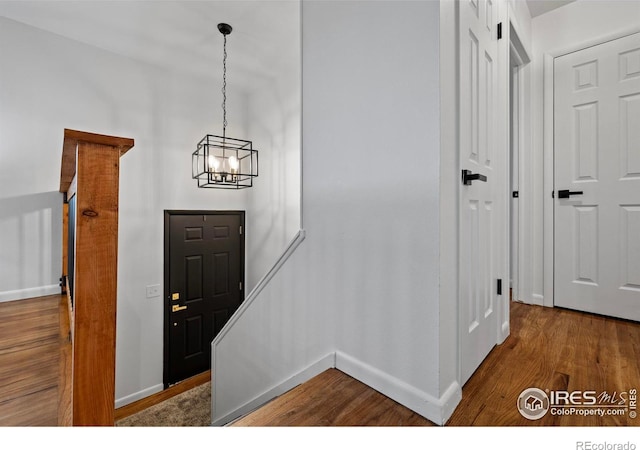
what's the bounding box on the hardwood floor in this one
[233,368,432,426]
[0,295,62,426]
[1,296,638,426]
[448,301,640,426]
[0,294,209,426]
[234,301,640,426]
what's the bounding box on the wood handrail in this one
[60,129,133,194]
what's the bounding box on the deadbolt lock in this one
[172,304,187,313]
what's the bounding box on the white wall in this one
[245,56,301,291]
[325,0,441,397]
[438,0,460,409]
[212,0,456,426]
[509,0,532,45]
[0,17,67,302]
[527,0,640,305]
[0,8,300,406]
[0,192,62,302]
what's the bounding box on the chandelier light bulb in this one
[229,155,239,172]
[208,155,220,172]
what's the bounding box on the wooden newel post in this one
[60,129,134,426]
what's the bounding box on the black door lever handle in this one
[462,170,488,185]
[558,189,583,199]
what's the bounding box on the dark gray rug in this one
[116,382,211,427]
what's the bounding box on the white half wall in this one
[211,232,333,425]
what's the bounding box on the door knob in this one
[172,304,187,312]
[558,189,583,199]
[462,169,488,185]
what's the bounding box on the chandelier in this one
[192,23,258,189]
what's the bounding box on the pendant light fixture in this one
[192,23,258,189]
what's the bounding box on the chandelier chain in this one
[222,34,228,139]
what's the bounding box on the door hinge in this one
[497,22,502,40]
[552,191,555,198]
[512,191,519,198]
[239,282,243,291]
[497,279,502,296]
[239,225,243,235]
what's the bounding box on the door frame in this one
[508,19,531,304]
[162,209,246,387]
[542,26,640,309]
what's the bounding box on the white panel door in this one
[555,32,640,322]
[459,0,501,384]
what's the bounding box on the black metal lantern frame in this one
[192,134,258,189]
[193,22,258,189]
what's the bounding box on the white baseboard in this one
[515,293,545,307]
[439,380,463,425]
[212,352,335,426]
[335,351,462,426]
[115,383,164,409]
[122,352,463,426]
[0,284,60,303]
[500,320,510,343]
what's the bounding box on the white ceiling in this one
[526,0,577,18]
[0,0,579,88]
[0,0,300,90]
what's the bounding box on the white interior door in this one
[459,0,501,384]
[554,32,640,322]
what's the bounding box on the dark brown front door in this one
[164,211,244,386]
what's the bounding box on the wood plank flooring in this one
[448,301,640,426]
[1,296,638,426]
[232,367,432,426]
[0,295,62,426]
[234,301,640,426]
[0,294,212,426]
